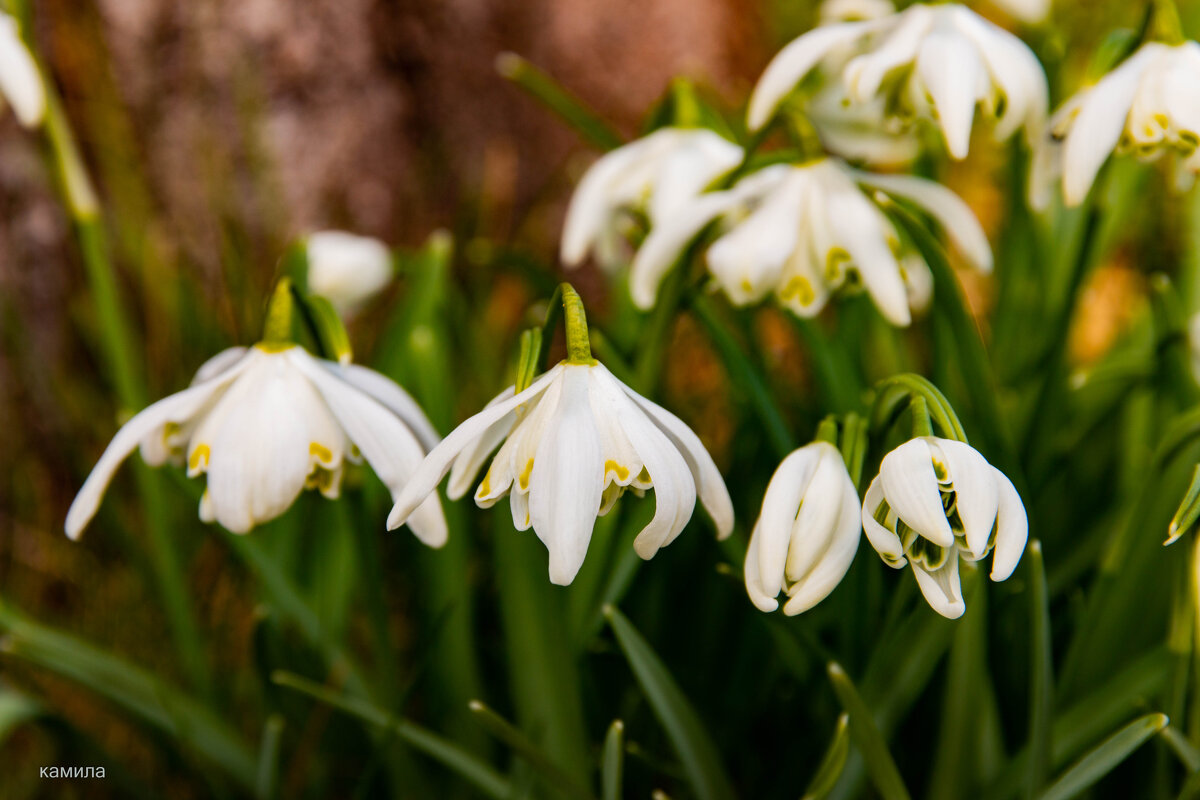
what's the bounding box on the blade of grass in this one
[1161,724,1200,771]
[803,714,851,800]
[495,53,623,151]
[1037,713,1168,800]
[603,720,625,800]
[468,700,596,800]
[827,663,911,800]
[604,605,737,800]
[1027,541,1054,799]
[255,714,284,800]
[271,671,511,799]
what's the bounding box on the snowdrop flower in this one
[388,360,734,586]
[862,437,1027,618]
[745,442,862,615]
[630,157,991,326]
[1030,42,1200,209]
[306,231,393,316]
[66,344,447,543]
[748,4,1048,159]
[808,84,920,167]
[0,12,45,128]
[560,127,743,272]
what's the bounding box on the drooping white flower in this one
[305,231,393,316]
[861,437,1027,618]
[808,85,921,167]
[560,127,743,272]
[66,345,447,543]
[630,156,992,326]
[745,442,862,615]
[1030,42,1200,209]
[0,13,45,128]
[748,3,1048,159]
[387,361,734,585]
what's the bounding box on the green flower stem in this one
[261,278,295,345]
[25,8,210,698]
[495,52,623,151]
[561,283,595,364]
[634,265,687,395]
[910,397,934,439]
[816,417,839,446]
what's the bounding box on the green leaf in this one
[255,714,285,800]
[1026,541,1054,799]
[802,714,851,800]
[0,687,42,746]
[827,663,912,800]
[1037,713,1167,800]
[271,671,511,799]
[468,700,595,800]
[1160,724,1200,772]
[603,720,625,800]
[0,602,257,790]
[604,605,737,800]
[495,52,623,151]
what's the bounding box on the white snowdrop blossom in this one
[1030,42,1200,209]
[0,12,45,128]
[745,442,862,615]
[862,437,1028,618]
[387,361,734,586]
[808,85,921,167]
[630,157,992,326]
[306,231,393,316]
[66,345,447,543]
[560,127,743,272]
[748,3,1048,159]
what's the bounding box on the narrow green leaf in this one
[1161,724,1200,772]
[603,720,625,800]
[294,290,353,364]
[604,605,737,800]
[1167,465,1200,545]
[803,714,851,800]
[1038,713,1168,800]
[0,602,257,790]
[1027,541,1054,799]
[468,700,595,800]
[827,662,912,800]
[255,714,285,800]
[271,671,511,800]
[495,53,623,151]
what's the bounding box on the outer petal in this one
[879,438,955,547]
[306,231,393,315]
[291,350,449,547]
[748,21,876,130]
[0,16,44,127]
[327,361,441,452]
[782,469,862,615]
[387,364,563,529]
[785,446,855,582]
[911,555,966,618]
[1062,46,1159,206]
[754,445,823,600]
[621,372,733,538]
[560,138,654,266]
[528,366,603,585]
[64,353,256,539]
[744,522,780,612]
[192,346,250,385]
[844,6,932,101]
[649,131,744,223]
[915,29,986,159]
[851,170,993,272]
[447,387,517,500]
[932,438,999,559]
[862,475,907,565]
[989,467,1028,580]
[951,6,1048,142]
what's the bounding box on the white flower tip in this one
[385,504,409,531]
[750,595,780,613]
[1165,524,1183,547]
[938,601,967,619]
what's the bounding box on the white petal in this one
[707,171,806,305]
[326,361,441,452]
[744,522,780,612]
[509,486,532,531]
[879,438,954,547]
[755,445,823,600]
[629,191,743,309]
[291,350,448,547]
[0,16,44,127]
[844,6,932,101]
[989,467,1028,580]
[851,170,993,272]
[648,131,744,223]
[478,376,564,506]
[911,555,966,618]
[620,369,734,538]
[386,364,563,529]
[931,438,998,559]
[192,346,250,385]
[64,352,256,539]
[306,231,393,316]
[748,21,875,130]
[862,475,907,565]
[560,138,653,266]
[915,29,986,159]
[782,469,862,615]
[1062,46,1159,206]
[447,387,517,500]
[528,365,603,585]
[785,445,852,582]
